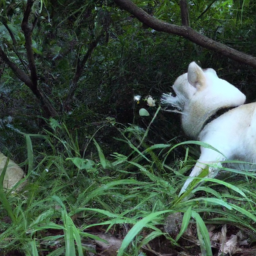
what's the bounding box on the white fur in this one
[161,62,256,195]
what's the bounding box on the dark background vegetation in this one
[1,0,256,255]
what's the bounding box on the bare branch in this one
[0,46,58,117]
[0,46,33,87]
[197,0,217,21]
[65,34,103,106]
[114,0,256,68]
[16,0,57,117]
[1,18,16,45]
[32,16,38,32]
[180,0,189,26]
[2,19,28,71]
[21,0,38,85]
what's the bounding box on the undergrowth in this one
[0,118,256,256]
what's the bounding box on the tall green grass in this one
[0,119,256,255]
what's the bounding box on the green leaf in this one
[31,223,64,233]
[49,118,62,131]
[230,203,256,223]
[25,134,34,173]
[82,208,121,218]
[29,240,39,256]
[81,179,149,205]
[52,195,66,210]
[72,224,83,256]
[192,211,212,256]
[204,178,247,198]
[190,197,232,210]
[192,186,222,199]
[29,209,55,228]
[139,230,164,249]
[139,108,150,116]
[47,247,65,256]
[65,222,76,256]
[93,139,107,169]
[117,210,171,256]
[0,158,15,223]
[175,207,192,242]
[66,157,95,170]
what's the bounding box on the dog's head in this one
[161,62,246,112]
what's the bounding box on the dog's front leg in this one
[179,148,225,196]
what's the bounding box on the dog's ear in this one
[187,62,206,89]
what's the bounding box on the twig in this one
[0,46,33,87]
[65,33,103,106]
[197,0,217,21]
[21,0,38,85]
[2,19,28,71]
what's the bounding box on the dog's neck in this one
[181,104,238,138]
[200,106,237,133]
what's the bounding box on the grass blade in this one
[25,134,34,173]
[62,211,76,256]
[117,210,170,256]
[0,158,15,222]
[175,206,192,242]
[192,211,212,256]
[30,240,39,256]
[190,197,232,210]
[93,139,107,169]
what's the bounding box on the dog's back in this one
[200,103,256,162]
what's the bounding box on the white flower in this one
[134,95,141,102]
[146,95,156,107]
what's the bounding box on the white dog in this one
[161,62,256,195]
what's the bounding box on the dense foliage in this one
[1,0,256,255]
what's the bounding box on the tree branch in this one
[197,0,217,21]
[17,0,58,117]
[114,0,256,68]
[0,46,58,117]
[0,46,33,87]
[180,0,189,26]
[2,19,28,71]
[21,0,38,85]
[0,0,58,118]
[65,33,103,107]
[196,0,217,20]
[2,19,16,45]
